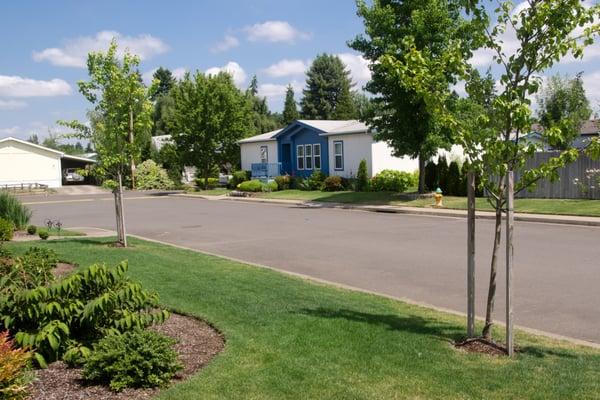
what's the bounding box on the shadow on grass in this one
[298,307,464,342]
[519,345,580,359]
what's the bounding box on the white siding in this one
[0,141,62,187]
[327,133,373,178]
[371,141,419,174]
[240,141,278,171]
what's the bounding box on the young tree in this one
[350,0,476,193]
[300,54,357,120]
[149,67,176,101]
[537,73,592,148]
[282,84,299,125]
[166,71,253,189]
[59,40,153,246]
[385,0,600,350]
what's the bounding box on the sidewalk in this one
[174,193,600,227]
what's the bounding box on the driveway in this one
[24,194,600,344]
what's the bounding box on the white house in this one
[238,120,418,178]
[0,137,95,188]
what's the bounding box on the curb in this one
[172,193,600,227]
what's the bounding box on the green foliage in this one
[228,171,251,189]
[247,76,281,136]
[322,176,344,192]
[237,180,264,192]
[149,67,176,101]
[437,156,448,192]
[83,330,182,392]
[424,161,437,191]
[26,226,36,236]
[151,93,175,137]
[263,181,278,192]
[167,71,253,184]
[195,178,219,189]
[154,142,183,185]
[135,160,174,190]
[447,162,461,196]
[274,175,293,191]
[0,192,31,230]
[0,247,59,291]
[0,330,32,400]
[307,171,327,190]
[356,159,369,192]
[0,260,168,367]
[370,170,416,192]
[38,230,49,241]
[300,54,357,120]
[0,219,13,243]
[282,84,299,125]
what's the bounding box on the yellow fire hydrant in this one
[433,187,443,207]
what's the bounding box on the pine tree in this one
[247,75,259,97]
[282,84,299,125]
[245,75,280,134]
[149,67,176,101]
[300,54,357,120]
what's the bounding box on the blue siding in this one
[277,123,329,178]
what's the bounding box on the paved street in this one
[24,193,600,344]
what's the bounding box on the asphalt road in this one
[23,193,600,344]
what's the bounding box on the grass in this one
[6,237,600,399]
[258,189,409,204]
[41,227,85,237]
[187,188,231,196]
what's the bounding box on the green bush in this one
[38,230,49,240]
[195,177,219,189]
[274,175,293,190]
[237,180,263,192]
[437,156,449,193]
[26,225,37,235]
[356,159,369,192]
[0,247,59,291]
[370,170,415,192]
[0,330,32,400]
[135,160,174,190]
[83,330,182,392]
[228,170,251,189]
[0,218,13,242]
[307,171,327,190]
[101,179,118,190]
[0,192,31,230]
[447,161,461,196]
[263,181,278,192]
[322,176,344,192]
[424,161,437,191]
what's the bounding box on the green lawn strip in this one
[7,238,600,399]
[258,190,407,204]
[38,227,85,237]
[186,188,231,196]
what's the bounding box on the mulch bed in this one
[454,337,513,356]
[26,313,225,400]
[53,262,77,278]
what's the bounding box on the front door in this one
[281,143,292,174]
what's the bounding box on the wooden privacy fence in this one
[514,152,600,200]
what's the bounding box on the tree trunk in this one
[129,107,136,190]
[113,188,122,244]
[418,155,426,193]
[115,171,128,247]
[482,203,502,339]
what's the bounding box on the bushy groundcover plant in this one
[0,218,13,243]
[0,193,31,230]
[370,170,417,192]
[0,331,32,400]
[83,330,182,392]
[237,180,278,192]
[0,247,59,291]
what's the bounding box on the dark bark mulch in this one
[53,262,77,278]
[26,314,225,400]
[454,337,513,356]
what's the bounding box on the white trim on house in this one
[296,144,304,170]
[305,144,313,170]
[314,143,321,170]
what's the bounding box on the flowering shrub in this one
[0,331,32,400]
[136,160,174,190]
[573,168,600,198]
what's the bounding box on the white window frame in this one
[259,145,268,164]
[305,144,313,170]
[313,143,321,170]
[333,140,344,171]
[296,145,304,170]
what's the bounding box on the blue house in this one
[239,120,418,179]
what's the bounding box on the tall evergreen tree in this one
[247,75,259,97]
[245,75,281,134]
[149,67,176,101]
[282,84,299,125]
[300,54,357,120]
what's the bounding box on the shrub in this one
[101,179,118,190]
[293,177,310,190]
[447,161,461,196]
[83,330,182,392]
[262,181,278,192]
[237,180,263,192]
[0,218,13,243]
[0,193,31,230]
[38,230,49,240]
[26,225,37,235]
[322,176,344,192]
[228,170,251,189]
[195,177,219,189]
[274,175,293,190]
[0,247,59,291]
[135,160,174,190]
[307,171,327,190]
[356,159,369,191]
[370,170,415,192]
[424,161,437,191]
[0,261,168,367]
[0,331,32,400]
[437,156,449,193]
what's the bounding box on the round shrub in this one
[195,177,219,189]
[307,171,327,190]
[237,180,264,192]
[83,330,182,392]
[0,217,14,242]
[136,160,174,190]
[274,175,292,190]
[228,170,251,189]
[26,225,37,235]
[370,170,415,192]
[38,230,49,240]
[322,175,344,192]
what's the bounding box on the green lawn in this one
[258,189,410,204]
[187,188,231,196]
[7,237,599,399]
[42,226,85,237]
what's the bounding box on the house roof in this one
[530,120,600,136]
[237,129,282,144]
[297,120,370,135]
[0,137,96,163]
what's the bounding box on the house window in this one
[314,144,321,170]
[296,145,304,170]
[305,144,313,170]
[334,141,344,170]
[260,146,268,164]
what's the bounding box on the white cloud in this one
[32,31,169,68]
[244,21,310,43]
[0,75,71,97]
[211,35,240,53]
[258,80,304,99]
[582,71,600,106]
[205,61,247,87]
[172,68,187,80]
[338,53,371,88]
[262,59,308,77]
[0,99,27,110]
[0,126,20,135]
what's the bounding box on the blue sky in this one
[1,0,599,141]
